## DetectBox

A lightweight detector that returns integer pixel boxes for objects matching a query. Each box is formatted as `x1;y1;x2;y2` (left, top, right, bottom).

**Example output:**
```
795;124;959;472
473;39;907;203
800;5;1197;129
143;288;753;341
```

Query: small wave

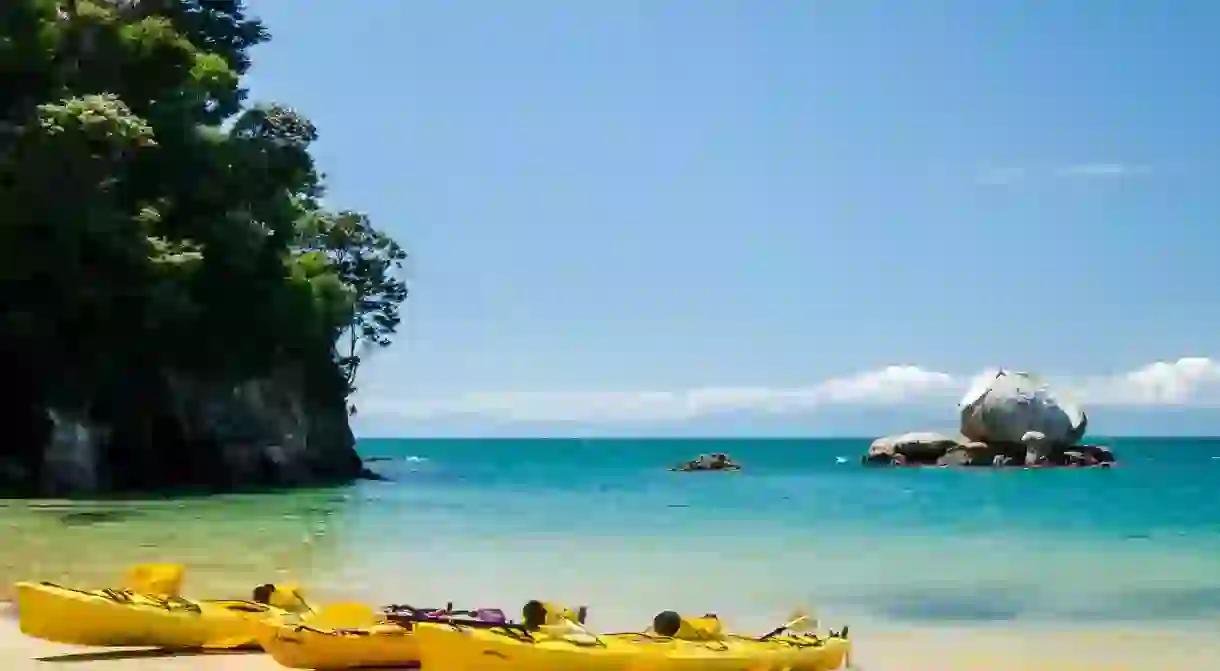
364;455;427;463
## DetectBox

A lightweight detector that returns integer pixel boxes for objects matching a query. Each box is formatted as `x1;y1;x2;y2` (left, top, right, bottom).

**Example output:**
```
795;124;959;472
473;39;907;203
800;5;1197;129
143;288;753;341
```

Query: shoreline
0;491;349;603
3;614;1218;670
5;436;1220;669
4;551;1217;669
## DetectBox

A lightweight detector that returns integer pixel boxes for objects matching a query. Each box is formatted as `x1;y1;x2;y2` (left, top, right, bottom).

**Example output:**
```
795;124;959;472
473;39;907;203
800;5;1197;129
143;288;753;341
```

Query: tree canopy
0;1;406;427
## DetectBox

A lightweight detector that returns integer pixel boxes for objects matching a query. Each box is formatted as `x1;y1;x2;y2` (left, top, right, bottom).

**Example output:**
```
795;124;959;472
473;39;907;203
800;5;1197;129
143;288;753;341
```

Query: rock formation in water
863;432;964;465
862;369;1114;468
959;370;1088;446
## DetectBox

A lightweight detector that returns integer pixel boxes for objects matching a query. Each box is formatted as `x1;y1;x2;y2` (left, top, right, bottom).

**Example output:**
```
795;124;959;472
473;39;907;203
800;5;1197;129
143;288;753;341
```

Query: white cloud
355;357;1220;424
975;163;1150;185
1070;357;1220;405
1055;163;1149;178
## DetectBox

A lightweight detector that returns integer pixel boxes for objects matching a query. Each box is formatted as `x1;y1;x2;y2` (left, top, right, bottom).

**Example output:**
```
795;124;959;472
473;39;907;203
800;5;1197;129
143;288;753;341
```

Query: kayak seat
252;583;313;613
652;611;725;640
519;600;604;647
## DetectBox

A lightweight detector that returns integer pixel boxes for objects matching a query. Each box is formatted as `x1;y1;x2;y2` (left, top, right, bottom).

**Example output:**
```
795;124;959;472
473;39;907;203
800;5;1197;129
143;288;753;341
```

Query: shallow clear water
338;437;1220;629
4;437;1220;631
0;488;353;601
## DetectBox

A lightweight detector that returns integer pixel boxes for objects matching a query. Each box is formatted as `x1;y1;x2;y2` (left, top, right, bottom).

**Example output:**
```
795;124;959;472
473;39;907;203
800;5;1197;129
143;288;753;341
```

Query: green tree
0;0;407;492
299;210;409;395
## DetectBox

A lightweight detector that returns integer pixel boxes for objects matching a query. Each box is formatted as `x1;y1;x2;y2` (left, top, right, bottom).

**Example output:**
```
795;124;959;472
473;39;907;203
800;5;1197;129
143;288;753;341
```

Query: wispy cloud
1055;163;1150;178
975;162;1150;185
356;357;1220;424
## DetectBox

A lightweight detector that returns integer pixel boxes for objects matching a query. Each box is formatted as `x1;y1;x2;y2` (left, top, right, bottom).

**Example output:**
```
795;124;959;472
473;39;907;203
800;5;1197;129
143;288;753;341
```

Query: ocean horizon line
355;434;1220;441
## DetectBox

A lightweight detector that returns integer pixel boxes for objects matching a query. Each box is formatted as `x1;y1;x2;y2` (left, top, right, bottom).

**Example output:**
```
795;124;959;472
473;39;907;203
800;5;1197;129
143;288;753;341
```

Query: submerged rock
1073;444;1116;464
672;453;741;472
58;510;140;526
1060;450;1098;467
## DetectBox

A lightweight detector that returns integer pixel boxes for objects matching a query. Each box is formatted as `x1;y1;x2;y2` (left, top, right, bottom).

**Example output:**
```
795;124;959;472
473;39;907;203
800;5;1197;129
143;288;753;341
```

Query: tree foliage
0;0;406;422
298;211;408;393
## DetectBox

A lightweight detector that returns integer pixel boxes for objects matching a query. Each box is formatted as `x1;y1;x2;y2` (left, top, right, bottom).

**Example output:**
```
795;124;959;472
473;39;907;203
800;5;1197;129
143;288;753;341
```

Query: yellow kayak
15;581;290;649
253;602;418;669
256;619;419;669
14;564;311;649
253;601;518;669
414;603;851;671
764;633;851;671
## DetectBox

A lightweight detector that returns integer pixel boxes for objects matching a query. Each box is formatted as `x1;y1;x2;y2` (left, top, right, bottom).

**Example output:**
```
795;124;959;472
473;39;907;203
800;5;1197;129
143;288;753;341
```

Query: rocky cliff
0;366;366;497
0;0;399;497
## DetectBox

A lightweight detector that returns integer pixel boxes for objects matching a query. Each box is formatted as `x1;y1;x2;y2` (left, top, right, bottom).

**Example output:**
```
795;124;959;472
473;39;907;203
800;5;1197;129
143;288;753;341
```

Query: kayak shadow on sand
34;648;263;663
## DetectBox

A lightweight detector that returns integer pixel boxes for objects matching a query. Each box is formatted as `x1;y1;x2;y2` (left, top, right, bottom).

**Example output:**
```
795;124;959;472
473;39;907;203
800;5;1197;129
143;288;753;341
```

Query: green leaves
228;104;322;202
297;210;409;388
35;93;156;152
146;235;204;267
0;0;407;417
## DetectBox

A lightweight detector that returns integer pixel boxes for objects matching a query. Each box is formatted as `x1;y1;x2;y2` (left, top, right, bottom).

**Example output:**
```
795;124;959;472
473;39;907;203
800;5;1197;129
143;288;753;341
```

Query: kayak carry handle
521;601;590;628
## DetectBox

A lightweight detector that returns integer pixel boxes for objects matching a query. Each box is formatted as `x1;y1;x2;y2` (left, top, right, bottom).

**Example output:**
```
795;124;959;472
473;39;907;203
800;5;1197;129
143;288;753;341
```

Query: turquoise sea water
6;437;1217;632
312;437;1220;631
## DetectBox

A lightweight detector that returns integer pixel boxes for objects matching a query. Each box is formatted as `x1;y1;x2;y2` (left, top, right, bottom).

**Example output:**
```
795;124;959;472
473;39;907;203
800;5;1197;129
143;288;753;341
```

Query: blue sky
243;1;1220;436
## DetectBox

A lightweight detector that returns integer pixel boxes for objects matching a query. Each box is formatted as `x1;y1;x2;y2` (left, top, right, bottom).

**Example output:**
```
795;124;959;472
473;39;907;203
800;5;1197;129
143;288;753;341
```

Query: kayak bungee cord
43;583;202;614
44;581;285;617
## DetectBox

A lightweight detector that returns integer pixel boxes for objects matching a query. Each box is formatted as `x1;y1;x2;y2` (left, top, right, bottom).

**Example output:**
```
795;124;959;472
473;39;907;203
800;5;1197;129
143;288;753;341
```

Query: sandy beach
5;602;1218;671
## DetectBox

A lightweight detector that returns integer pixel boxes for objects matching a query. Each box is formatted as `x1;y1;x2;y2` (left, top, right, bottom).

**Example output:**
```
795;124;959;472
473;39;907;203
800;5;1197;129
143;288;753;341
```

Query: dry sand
4;604;1218;671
